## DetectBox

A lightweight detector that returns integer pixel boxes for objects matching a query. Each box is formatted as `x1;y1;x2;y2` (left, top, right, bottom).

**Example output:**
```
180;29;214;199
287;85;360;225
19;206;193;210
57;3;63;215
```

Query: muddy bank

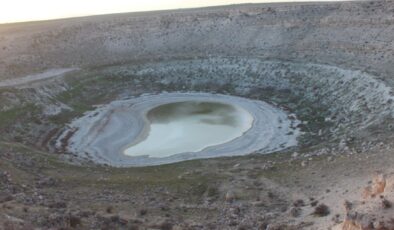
56;93;300;166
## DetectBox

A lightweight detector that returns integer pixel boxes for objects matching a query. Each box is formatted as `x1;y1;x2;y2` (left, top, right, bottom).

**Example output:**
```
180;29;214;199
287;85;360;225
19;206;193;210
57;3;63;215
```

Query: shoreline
56;92;301;167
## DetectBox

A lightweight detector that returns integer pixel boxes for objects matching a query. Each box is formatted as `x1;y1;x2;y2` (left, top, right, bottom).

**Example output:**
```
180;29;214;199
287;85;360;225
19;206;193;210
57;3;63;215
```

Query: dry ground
1;138;393;229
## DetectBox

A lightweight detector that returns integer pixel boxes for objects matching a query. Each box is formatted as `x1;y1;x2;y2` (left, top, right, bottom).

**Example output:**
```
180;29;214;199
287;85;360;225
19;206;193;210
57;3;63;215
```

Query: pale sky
0;0;345;24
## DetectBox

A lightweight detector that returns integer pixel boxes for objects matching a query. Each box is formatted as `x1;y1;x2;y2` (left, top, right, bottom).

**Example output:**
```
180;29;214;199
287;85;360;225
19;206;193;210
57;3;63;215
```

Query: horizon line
0;0;353;25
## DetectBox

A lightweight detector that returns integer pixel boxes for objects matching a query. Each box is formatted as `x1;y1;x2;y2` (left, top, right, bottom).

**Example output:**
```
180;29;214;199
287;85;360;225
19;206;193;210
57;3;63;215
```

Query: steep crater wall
1;57;392;158
0;1;393;164
102;58;393;141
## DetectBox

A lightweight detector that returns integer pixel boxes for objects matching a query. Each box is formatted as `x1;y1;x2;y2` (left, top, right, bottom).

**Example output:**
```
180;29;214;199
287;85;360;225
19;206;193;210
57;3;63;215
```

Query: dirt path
0;68;78;88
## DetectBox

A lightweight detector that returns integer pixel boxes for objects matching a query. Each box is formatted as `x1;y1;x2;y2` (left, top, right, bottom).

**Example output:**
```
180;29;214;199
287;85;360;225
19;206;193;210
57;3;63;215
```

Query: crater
0;3;392;169
1;2;394;228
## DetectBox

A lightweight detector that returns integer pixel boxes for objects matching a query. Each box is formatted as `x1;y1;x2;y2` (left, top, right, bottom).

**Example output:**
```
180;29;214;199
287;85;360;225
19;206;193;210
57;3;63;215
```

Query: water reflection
124;101;253;158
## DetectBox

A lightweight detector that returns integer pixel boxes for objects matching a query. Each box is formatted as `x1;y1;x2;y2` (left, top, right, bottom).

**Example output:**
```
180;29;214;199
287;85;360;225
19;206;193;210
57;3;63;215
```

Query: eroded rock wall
108;58;394;140
0;1;393;86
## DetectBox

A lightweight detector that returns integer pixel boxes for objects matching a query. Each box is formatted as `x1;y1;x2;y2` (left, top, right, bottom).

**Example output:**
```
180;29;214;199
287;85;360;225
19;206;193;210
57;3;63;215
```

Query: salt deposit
57;93;300;166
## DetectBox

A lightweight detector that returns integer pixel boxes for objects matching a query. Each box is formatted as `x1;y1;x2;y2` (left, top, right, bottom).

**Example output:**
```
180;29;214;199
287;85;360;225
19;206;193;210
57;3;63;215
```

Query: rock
118;217;129;225
381;199;391;209
106;206;113;213
293;199;305;207
36;177;57;188
69;215;82;228
362;173;386;199
372;173;386;194
289;207;301;217
343;200;352;212
342;219;371;230
258;222;269;230
229;220;238;226
229;206;241;216
225;191;236;203
310;200;318;207
339;139;347;150
339;174;394;230
139;209;147;216
332;214;341;224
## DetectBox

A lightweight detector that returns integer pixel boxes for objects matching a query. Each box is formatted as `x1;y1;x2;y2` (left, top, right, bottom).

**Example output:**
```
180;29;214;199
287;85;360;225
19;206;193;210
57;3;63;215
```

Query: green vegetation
0;103;40;128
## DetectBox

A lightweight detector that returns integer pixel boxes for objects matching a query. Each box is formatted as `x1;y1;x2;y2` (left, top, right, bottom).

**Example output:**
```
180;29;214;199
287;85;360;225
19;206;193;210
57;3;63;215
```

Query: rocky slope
0;1;393;84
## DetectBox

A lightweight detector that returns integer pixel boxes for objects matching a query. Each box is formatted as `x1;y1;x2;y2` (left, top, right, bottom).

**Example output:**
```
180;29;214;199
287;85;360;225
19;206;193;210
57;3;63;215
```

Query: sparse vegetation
0;1;393;229
313;204;330;217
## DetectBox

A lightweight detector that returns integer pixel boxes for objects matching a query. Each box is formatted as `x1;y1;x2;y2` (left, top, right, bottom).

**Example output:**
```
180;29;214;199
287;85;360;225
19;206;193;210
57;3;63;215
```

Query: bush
313;204;330;217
